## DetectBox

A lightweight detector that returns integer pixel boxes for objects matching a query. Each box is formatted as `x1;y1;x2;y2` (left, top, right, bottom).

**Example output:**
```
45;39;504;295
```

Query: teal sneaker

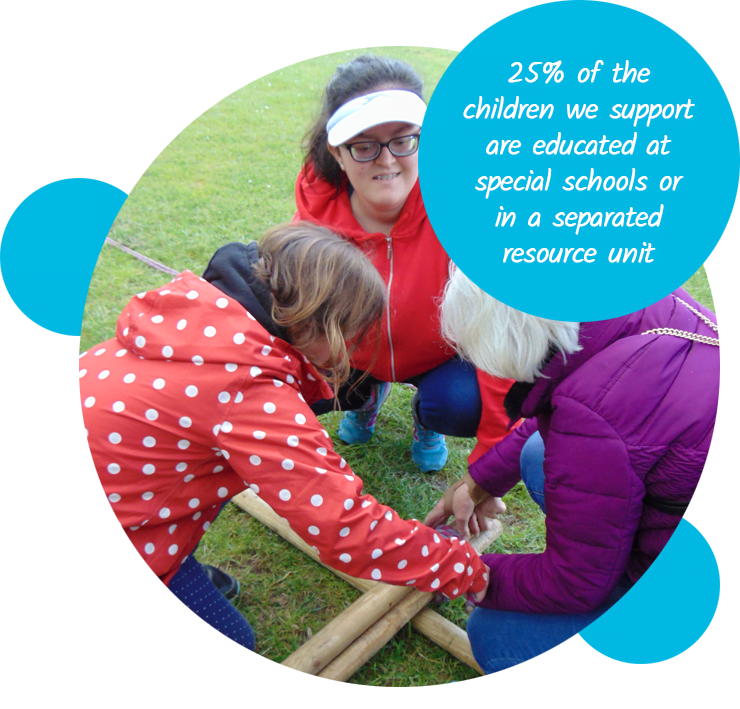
337;382;392;445
411;393;448;472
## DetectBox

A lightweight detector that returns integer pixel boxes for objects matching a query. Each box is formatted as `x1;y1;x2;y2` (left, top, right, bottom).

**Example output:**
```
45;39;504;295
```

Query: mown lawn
81;46;714;686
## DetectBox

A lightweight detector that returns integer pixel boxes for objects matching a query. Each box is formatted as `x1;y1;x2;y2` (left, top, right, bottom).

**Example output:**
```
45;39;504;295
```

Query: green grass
80;47;716;686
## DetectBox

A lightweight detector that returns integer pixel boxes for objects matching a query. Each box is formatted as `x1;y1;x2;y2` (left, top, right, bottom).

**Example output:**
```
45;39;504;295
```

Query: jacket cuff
468;417;539;496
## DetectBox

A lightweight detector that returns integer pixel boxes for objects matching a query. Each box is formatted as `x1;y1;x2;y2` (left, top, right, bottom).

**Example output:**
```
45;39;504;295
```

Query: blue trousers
467;432;633;673
310;356;482;437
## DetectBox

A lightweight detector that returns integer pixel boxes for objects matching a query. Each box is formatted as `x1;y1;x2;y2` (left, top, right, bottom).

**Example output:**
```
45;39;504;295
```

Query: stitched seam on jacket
590;338;655;410
547;396;643;592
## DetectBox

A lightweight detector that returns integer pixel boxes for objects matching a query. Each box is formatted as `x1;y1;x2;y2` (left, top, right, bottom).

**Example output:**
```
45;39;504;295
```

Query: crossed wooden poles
232;489;502;682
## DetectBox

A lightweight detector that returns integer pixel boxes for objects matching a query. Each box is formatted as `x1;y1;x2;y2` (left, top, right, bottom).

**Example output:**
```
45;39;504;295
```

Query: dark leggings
168;554;255;651
310;356;483;438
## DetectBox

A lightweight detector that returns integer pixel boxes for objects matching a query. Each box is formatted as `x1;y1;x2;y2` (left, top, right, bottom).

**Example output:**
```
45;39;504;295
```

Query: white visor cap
326;90;426;147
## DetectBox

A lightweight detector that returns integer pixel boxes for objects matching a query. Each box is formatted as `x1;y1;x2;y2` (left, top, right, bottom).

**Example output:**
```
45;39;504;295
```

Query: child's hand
430;524;488;607
469;562;491;604
465;562;491;613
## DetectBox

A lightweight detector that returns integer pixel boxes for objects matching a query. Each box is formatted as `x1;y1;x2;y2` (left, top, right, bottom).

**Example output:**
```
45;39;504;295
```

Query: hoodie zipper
385;235;397;382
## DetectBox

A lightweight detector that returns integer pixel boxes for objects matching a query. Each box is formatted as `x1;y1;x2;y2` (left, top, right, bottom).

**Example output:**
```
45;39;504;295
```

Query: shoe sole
222;579;241;601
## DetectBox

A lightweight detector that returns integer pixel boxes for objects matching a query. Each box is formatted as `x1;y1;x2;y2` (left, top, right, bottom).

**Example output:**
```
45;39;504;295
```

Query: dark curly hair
303;55;424;190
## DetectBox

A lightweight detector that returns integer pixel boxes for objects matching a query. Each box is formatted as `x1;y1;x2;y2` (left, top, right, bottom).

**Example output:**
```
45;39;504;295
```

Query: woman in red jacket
80;222;488;651
296;55;513;472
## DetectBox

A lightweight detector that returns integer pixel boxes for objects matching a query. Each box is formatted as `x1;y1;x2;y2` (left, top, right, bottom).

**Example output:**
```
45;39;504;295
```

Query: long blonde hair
440;266;581;383
253;222;385;387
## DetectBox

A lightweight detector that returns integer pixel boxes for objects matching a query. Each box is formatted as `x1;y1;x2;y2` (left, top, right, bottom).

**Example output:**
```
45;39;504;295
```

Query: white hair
440;267;582;383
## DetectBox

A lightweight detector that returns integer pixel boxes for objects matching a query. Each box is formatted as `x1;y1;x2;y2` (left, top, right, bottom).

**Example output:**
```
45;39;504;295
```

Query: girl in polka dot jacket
80;222;488;650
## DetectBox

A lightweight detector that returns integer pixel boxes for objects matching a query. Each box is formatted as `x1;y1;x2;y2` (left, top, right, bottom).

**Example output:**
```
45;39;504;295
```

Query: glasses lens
389;135;419;157
349;142;381;162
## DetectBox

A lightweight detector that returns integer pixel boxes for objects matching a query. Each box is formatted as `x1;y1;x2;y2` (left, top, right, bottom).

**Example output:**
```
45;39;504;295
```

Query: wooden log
411;609;483;674
316;594;485;682
316;522;500;682
318;586;434;681
281;581;413;674
230;490;497;675
231;490;375;591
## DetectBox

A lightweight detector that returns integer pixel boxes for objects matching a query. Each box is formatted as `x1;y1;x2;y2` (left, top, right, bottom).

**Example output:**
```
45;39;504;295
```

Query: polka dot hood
80;256;487;598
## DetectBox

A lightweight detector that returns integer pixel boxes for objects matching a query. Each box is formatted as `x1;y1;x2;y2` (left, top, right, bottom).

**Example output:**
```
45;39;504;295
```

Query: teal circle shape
1;179;127;336
420;1;739;320
579;520;740;709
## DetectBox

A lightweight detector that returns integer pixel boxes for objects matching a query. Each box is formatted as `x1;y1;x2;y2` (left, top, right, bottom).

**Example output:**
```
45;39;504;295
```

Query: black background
0;2;738;706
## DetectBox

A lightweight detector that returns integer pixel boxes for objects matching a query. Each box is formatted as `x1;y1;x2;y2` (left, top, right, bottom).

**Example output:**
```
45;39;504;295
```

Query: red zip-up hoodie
295;164;513;461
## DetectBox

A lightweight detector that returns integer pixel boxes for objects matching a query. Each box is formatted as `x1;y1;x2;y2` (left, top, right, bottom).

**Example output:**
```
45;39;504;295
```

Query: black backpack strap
643;494;690;516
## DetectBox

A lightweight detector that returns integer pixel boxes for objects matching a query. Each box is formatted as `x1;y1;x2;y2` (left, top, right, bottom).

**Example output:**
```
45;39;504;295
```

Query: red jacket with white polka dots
80;270;487;597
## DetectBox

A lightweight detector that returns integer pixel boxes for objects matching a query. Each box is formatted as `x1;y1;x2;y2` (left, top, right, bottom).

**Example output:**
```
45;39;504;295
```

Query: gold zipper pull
386;236;392;260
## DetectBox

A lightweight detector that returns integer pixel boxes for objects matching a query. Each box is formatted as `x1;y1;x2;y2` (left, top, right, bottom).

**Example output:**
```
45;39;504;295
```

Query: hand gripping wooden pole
231;490;500;677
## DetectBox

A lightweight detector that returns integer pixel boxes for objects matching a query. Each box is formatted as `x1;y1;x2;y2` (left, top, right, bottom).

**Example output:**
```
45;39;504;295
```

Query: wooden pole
231;490;375;591
318;586;434;680
281;581;412;674
411;609;483;674
316;523;500;681
231;490;498;676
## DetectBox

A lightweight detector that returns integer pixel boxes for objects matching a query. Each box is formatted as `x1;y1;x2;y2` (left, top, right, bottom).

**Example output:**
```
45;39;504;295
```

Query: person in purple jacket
425;266;719;674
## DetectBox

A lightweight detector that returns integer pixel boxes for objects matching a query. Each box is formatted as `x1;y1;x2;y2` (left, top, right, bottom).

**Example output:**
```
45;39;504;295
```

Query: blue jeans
467;432;633;673
310;356;482;437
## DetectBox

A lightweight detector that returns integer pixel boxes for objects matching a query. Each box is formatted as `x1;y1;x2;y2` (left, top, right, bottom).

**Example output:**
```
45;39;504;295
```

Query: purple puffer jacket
470;288;718;614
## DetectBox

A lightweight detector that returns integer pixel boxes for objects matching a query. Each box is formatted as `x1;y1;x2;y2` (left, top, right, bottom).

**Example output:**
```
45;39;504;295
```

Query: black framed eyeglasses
341;134;420;162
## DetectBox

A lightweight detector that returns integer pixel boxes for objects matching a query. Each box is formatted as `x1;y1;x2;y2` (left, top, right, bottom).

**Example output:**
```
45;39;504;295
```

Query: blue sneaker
411;393;448;472
337;382;392;445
